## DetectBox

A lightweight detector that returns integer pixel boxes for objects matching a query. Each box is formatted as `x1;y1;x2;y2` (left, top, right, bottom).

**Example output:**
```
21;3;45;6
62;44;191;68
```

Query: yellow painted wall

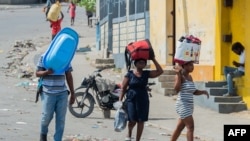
215;0;250;108
150;0;217;81
149;0;250;107
230;0;250;108
215;0;230;80
191;65;214;81
149;0;167;66
176;0;216;65
175;0;217;81
244;2;250;108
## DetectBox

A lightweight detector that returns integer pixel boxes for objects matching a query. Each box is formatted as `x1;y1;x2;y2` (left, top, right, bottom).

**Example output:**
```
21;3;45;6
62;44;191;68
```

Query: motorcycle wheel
68;92;95;118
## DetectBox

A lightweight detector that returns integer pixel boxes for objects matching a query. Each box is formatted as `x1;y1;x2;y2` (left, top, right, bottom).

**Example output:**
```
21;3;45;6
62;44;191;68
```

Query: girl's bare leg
170;118;185;141
182;116;194;141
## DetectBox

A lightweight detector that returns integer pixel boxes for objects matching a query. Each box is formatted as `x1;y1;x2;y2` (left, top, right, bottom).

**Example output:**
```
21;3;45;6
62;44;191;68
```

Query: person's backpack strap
35;77;43;103
125;45;132;71
145;39;155;59
51;0;55;4
48;0;55;7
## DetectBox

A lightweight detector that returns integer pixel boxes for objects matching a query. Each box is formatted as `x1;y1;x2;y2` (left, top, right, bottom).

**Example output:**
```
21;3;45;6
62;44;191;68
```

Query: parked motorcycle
68;69;156;118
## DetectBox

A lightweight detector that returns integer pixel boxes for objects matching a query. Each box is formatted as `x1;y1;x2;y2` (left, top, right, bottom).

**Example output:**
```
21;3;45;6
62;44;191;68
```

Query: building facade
151;0;249;108
96;0;250;108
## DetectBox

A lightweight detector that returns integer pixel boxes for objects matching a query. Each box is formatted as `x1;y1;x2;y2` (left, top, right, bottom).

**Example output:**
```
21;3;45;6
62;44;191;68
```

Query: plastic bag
113;101;123;110
95;78;116;92
114;108;127;132
35;77;43;103
174;35;201;64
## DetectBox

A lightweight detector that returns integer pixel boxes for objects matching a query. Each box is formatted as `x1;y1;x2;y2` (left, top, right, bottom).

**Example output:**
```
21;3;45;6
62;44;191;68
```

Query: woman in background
49;11;64;40
67;2;76;26
86;10;93;27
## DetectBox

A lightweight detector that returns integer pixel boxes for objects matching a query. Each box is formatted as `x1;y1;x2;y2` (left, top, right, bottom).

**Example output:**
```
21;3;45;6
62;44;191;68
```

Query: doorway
166;0;175;66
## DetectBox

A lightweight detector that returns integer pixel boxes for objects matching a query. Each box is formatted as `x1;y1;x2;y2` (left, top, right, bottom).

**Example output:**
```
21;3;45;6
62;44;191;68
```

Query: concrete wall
112;18;147;54
174;0;250;108
149;0;216;81
149;0;168;66
0;0;40;4
175;0;216;81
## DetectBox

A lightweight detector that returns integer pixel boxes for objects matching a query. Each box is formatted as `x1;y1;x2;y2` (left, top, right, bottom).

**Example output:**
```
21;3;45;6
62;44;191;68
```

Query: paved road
0;4;179;141
1;3;250;141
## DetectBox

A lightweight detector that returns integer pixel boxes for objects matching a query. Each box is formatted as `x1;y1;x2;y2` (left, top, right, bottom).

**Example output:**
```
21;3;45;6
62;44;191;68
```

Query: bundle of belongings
174;35;201;64
125;39;155;70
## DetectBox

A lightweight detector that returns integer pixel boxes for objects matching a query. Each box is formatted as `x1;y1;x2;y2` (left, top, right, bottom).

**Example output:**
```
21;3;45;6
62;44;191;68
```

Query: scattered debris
0;109;11;111
159;132;171;136
1;40;36;78
16;122;27;125
76;47;91;52
92;124;99;128
1;39;50;92
63;134;116;141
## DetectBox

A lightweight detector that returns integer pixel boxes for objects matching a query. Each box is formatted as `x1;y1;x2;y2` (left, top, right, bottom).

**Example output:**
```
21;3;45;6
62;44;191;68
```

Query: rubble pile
2;40;38;78
0;39;50;91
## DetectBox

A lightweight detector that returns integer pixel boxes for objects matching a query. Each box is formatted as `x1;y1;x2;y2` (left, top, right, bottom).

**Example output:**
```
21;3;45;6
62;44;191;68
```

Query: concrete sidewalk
6;3;249;141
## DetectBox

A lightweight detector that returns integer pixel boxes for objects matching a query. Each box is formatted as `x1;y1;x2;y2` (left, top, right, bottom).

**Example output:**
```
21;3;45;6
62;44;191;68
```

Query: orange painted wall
191;65;214;81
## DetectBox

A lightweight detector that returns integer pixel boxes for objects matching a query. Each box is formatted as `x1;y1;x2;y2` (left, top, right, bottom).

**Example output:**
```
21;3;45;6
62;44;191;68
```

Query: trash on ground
0;109;11;111
16;122;27;125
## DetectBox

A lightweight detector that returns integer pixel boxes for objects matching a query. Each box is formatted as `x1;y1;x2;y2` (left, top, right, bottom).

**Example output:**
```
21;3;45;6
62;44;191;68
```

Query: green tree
77;0;96;12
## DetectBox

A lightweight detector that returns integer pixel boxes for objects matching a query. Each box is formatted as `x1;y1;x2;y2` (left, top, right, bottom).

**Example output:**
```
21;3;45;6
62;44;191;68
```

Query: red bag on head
125;39;155;70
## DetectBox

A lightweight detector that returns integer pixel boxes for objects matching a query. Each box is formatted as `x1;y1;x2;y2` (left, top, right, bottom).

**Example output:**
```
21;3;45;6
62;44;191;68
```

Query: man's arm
60;11;64;19
67;5;70;13
233;61;244;67
36;69;53;77
65;71;75;105
44;0;51;9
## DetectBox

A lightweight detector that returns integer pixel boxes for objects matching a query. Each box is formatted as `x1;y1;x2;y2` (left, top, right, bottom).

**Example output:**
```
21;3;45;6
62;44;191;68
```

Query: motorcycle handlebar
91;69;104;77
95;68;105;73
97;73;102;77
147;82;156;86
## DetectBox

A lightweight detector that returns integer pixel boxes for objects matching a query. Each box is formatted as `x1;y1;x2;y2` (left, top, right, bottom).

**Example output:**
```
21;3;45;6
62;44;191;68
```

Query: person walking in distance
86;10;93;27
223;42;245;97
36;55;75;141
67;1;76;26
119;57;163;141
43;0;56;21
50;11;64;40
171;61;209;141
